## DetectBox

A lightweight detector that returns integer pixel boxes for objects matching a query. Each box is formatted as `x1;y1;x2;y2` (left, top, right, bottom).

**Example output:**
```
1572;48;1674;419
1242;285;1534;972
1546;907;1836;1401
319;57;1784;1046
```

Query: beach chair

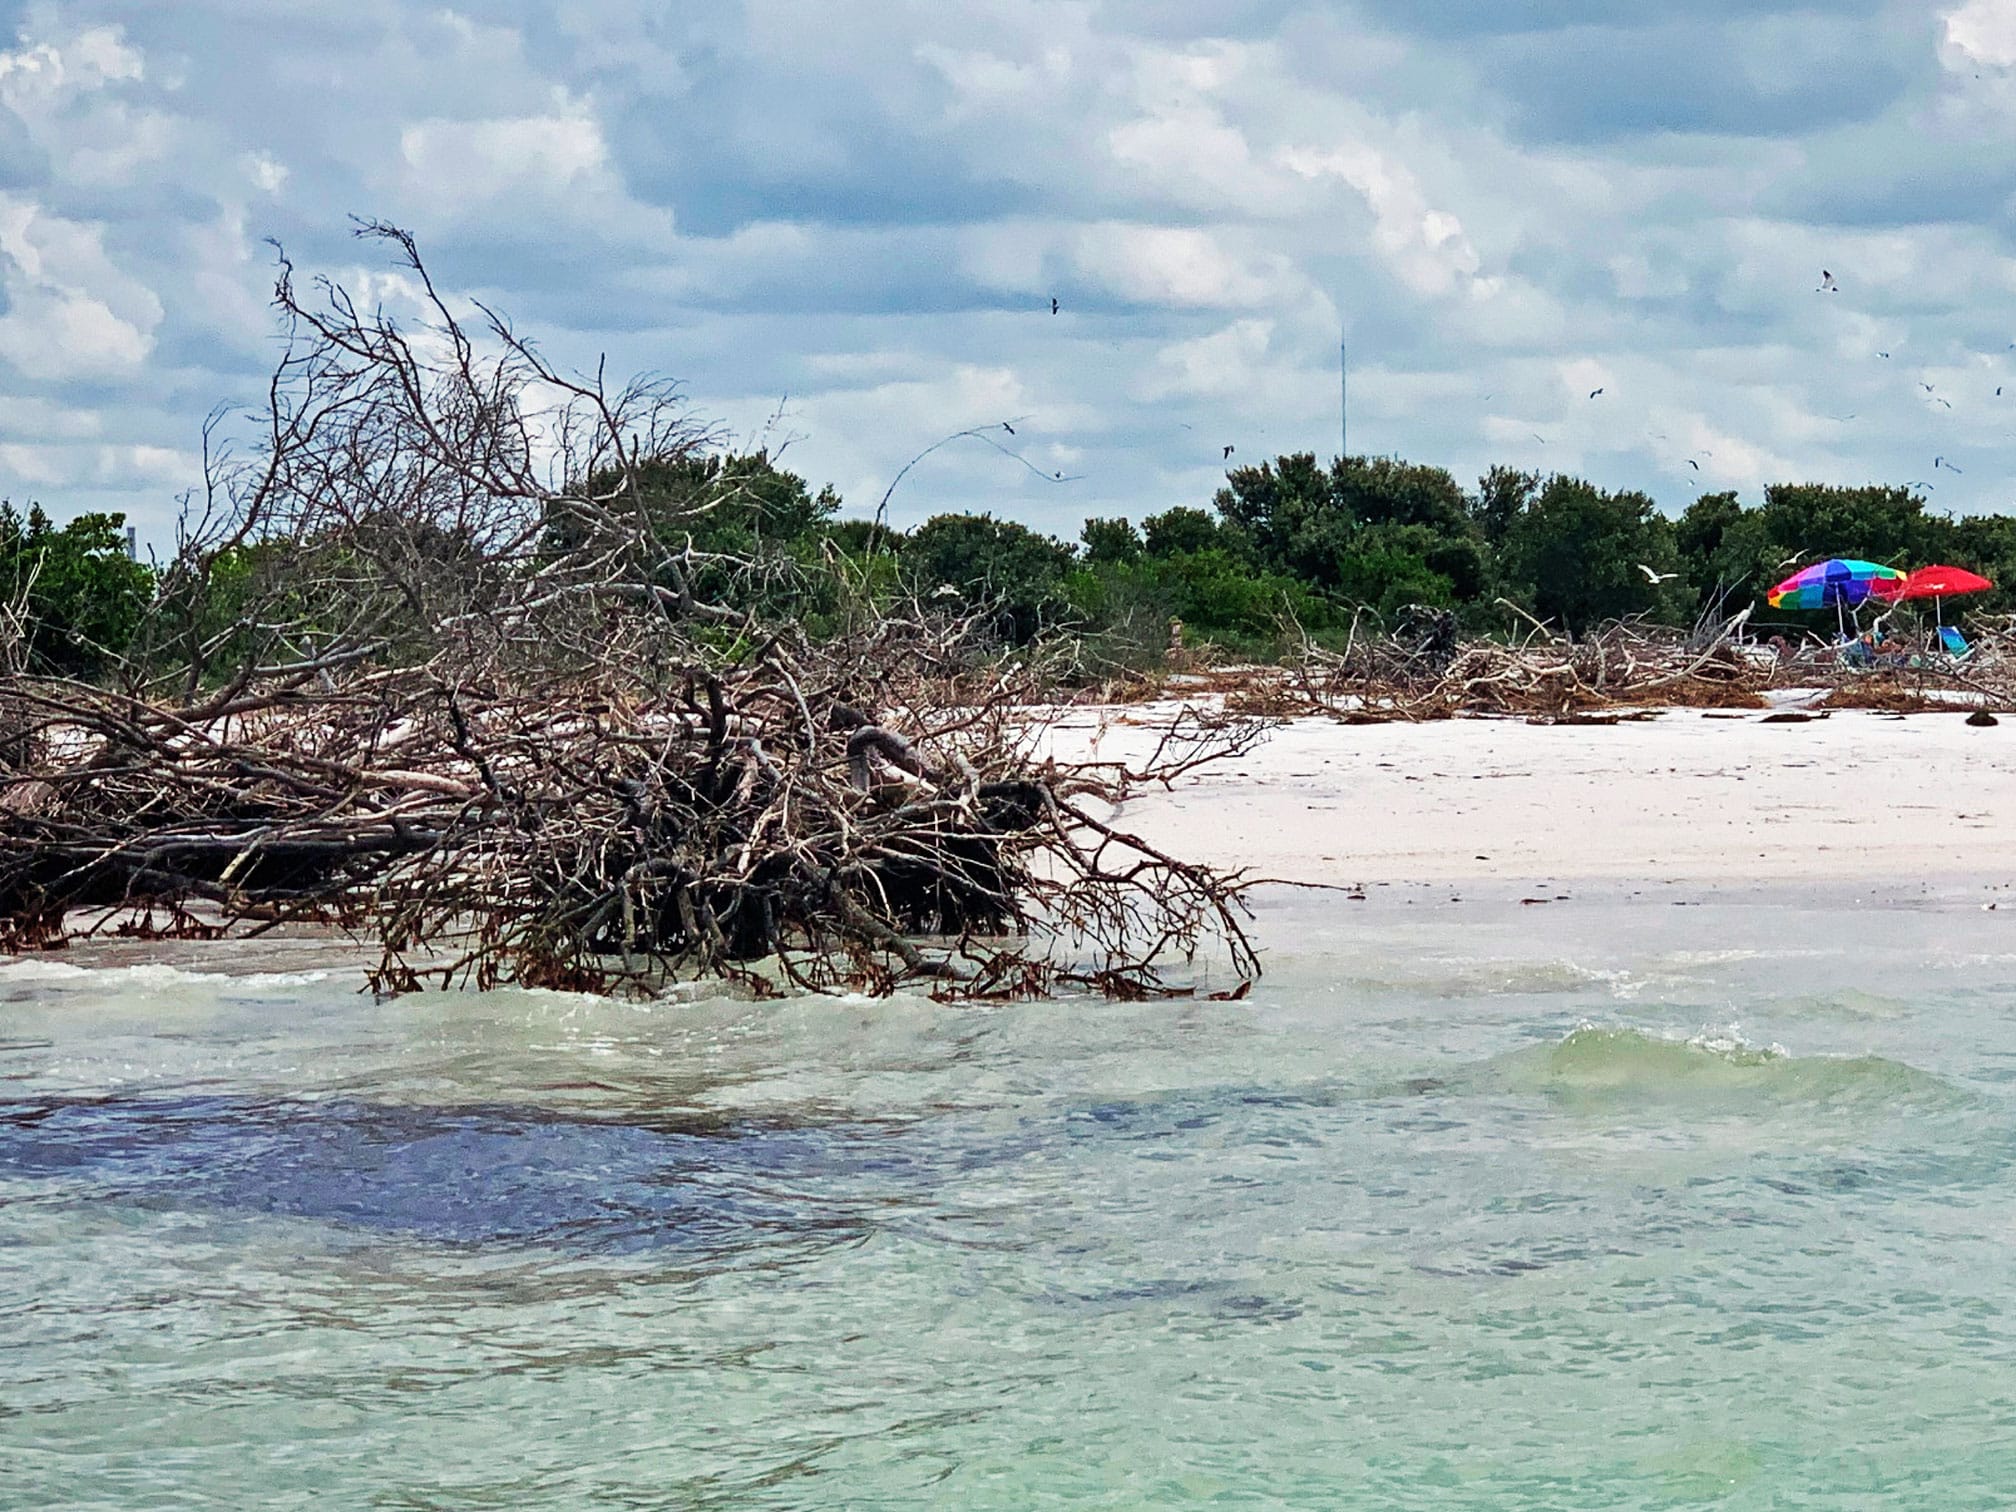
1936;625;1972;660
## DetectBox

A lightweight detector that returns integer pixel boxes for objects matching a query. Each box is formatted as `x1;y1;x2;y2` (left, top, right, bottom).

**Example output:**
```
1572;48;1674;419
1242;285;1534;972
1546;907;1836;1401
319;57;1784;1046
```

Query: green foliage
1470;466;1537;549
1064;548;1336;662
1497;477;1686;633
904;513;1079;644
0;503;153;677
1141;506;1226;558
1211;452;1482;618
1081;517;1143;564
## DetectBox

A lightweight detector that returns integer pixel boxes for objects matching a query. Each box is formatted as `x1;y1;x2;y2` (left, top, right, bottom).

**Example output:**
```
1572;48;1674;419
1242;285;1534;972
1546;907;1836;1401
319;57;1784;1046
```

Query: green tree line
11;448;2016;678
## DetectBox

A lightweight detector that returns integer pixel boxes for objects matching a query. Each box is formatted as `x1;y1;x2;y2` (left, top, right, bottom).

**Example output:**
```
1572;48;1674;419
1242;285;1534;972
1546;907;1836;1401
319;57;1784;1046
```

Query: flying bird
1686;459;1700;471
1937;456;1964;473
1001;421;1015;435
1588;387;1605;399
1920;382;1936;393
1637;564;1681;584
1050;297;1059;315
1532;432;1548;444
1877;351;1891;359
1997;387;2004;397
1223;444;1235;459
1818;269;1839;292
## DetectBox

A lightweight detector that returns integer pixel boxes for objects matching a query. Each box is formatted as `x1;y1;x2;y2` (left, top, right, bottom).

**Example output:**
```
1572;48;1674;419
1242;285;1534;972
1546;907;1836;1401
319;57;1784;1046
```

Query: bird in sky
1818;269;1840;292
1937;456;1964;473
1878;351;1891;359
1532;432;1548;444
1998;387;2004;397
1637;564;1681;583
1687;459;1700;471
1588;387;1605;399
1222;444;1235;459
1920;382;1936;393
1050;297;1059;315
1001;421;1015;435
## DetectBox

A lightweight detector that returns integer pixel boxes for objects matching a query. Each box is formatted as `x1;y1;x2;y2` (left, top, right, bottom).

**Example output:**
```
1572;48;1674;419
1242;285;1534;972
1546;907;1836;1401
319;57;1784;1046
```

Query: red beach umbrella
1873;565;1994;602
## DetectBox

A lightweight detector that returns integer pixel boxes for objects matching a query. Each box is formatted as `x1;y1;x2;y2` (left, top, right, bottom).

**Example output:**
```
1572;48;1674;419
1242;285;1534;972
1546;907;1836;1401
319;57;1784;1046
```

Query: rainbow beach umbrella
1766;559;1906;612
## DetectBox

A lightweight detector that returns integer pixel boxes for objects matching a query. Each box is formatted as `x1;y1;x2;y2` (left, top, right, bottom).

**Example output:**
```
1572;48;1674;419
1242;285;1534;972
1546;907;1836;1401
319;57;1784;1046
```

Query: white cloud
1945;0;2016;68
0;196;161;380
0;25;144;108
399;105;610;207
1280;141;1484;298
1138;319;1274;403
242;150;289;195
1070;223;1290;307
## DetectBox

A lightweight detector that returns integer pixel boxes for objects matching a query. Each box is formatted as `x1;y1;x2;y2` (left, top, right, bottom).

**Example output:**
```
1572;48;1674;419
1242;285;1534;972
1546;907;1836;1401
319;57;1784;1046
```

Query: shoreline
1076;702;2016;896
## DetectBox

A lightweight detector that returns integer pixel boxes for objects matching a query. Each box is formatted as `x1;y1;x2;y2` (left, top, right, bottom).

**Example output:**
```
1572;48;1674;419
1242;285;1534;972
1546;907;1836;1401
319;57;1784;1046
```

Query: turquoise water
6;891;2016;1508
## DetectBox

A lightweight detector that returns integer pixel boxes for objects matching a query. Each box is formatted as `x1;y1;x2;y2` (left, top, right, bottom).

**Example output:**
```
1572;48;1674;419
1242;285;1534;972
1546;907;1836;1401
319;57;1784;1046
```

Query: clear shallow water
5;893;2016;1508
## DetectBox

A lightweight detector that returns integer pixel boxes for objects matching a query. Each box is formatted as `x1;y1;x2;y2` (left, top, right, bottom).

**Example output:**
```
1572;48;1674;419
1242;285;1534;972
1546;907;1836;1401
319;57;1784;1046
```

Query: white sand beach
1064;705;2016;900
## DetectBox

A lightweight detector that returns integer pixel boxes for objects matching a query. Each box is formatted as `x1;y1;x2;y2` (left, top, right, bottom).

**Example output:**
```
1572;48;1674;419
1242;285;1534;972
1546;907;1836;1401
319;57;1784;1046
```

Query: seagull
1637;564;1681;584
1222;444;1235;459
1050;297;1059;315
1937;456;1964;473
932;583;961;597
1686;459;1700;470
1001;421;1015;435
1877;351;1891;359
1588;387;1605;399
1818;269;1840;292
1532;432;1548;444
1935;397;1953;409
1998;387;2004;397
1920;382;1936;393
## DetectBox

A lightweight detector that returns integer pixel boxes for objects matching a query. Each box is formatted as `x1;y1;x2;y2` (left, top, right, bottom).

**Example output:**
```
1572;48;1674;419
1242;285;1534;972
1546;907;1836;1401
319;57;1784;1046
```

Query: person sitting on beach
1848;629;1909;666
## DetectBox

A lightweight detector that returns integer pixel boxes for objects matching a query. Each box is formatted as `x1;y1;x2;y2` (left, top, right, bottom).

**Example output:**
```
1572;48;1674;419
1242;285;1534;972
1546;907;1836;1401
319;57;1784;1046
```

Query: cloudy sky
4;0;2016;546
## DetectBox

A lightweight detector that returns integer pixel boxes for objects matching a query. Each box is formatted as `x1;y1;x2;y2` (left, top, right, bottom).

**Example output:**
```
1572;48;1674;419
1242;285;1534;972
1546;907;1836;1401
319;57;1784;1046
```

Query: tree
1140;506;1224;558
1212;452;1483;610
1469;466;1537;549
0;504;153;677
1498;476;1685;633
1081;517;1143;564
905;514;1078;644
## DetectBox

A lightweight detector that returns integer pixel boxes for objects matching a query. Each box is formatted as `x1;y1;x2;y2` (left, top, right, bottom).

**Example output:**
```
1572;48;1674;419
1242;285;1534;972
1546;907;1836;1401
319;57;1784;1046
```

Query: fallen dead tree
1;628;1262;998
0;224;1261;1000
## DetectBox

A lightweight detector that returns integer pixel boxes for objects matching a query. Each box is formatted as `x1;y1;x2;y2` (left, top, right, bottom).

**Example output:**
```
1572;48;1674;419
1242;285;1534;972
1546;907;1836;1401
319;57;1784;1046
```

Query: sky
4;0;2016;548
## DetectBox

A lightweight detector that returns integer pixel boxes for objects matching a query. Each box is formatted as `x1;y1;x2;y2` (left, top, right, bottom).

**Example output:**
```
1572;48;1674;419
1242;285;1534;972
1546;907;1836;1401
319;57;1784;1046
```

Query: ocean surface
5;888;2016;1509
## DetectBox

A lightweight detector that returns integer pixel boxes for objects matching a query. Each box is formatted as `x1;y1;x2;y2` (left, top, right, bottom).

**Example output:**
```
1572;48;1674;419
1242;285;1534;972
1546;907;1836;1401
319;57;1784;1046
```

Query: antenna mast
1339;338;1349;462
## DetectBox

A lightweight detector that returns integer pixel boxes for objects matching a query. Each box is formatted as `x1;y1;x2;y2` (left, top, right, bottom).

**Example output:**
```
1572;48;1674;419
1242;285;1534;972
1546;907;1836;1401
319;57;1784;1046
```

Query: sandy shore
1062;704;2016;901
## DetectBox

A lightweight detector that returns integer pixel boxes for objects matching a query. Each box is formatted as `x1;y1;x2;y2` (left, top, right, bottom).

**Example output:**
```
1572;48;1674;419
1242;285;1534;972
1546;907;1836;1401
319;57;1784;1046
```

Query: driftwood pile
0;627;1262;998
1229;605;2014;723
1228;611;1774;723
